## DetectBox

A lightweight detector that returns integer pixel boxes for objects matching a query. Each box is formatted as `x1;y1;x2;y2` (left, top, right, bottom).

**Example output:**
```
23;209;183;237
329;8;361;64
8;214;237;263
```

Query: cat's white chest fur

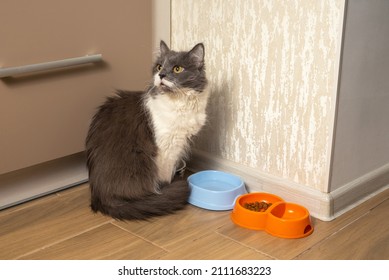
145;89;209;183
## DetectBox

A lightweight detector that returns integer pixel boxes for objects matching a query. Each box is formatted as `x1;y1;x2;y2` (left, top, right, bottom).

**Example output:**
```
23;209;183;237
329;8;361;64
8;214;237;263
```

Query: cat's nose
159;73;166;79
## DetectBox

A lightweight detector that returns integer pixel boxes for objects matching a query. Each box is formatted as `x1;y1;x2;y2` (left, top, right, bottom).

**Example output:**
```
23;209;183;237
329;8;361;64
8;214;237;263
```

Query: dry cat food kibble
243;201;273;212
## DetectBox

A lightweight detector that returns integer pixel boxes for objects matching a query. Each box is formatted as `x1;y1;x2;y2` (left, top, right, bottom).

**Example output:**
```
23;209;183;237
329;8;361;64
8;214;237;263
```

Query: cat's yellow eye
173;65;184;73
156;64;162;71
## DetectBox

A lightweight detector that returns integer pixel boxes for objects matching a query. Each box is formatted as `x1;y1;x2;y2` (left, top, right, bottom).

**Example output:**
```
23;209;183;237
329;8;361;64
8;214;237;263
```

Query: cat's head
151;41;208;95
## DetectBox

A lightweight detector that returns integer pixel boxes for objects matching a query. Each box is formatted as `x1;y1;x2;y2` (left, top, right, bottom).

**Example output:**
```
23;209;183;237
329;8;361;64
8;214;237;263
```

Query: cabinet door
0;0;152;174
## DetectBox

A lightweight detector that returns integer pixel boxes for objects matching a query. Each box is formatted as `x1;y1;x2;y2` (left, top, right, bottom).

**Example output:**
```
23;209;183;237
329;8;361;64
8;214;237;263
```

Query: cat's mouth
153;74;175;93
157;79;175;93
160;84;171;91
160;79;174;88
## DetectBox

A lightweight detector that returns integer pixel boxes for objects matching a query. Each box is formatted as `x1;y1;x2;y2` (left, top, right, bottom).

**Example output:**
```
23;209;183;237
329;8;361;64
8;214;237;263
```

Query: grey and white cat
85;41;209;220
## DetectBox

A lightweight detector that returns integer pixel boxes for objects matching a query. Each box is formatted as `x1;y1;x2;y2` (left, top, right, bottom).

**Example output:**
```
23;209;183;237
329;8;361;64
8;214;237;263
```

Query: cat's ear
188;43;205;68
160;40;170;56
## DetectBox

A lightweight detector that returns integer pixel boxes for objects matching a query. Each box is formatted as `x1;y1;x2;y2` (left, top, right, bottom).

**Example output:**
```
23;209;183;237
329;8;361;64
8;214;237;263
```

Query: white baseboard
331;162;389;218
0;152;88;210
2;149;387;220
188;150;389;221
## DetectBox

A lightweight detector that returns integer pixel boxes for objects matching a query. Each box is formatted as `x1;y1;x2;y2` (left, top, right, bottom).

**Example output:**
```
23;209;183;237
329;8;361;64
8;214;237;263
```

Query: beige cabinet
0;0;154;208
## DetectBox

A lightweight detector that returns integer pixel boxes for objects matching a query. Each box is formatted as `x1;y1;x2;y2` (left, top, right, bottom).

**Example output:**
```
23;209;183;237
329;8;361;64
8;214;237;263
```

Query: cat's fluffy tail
91;180;190;220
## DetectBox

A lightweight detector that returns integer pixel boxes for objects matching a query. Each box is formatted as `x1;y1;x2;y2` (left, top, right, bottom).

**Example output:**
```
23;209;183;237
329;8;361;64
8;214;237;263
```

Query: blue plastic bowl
187;170;247;210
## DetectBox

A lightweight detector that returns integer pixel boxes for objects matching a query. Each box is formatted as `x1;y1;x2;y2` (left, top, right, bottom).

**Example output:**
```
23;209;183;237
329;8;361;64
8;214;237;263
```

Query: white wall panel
172;0;345;191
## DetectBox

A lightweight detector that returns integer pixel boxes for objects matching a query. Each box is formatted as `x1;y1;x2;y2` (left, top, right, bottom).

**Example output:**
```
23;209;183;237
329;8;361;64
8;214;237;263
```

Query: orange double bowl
231;193;313;238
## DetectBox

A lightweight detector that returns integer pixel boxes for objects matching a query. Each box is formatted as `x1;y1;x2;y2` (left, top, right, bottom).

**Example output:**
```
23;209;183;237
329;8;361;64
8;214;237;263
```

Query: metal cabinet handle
0;54;102;78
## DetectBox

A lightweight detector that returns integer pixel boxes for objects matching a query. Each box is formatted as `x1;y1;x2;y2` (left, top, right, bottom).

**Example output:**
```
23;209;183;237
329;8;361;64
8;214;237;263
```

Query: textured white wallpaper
171;0;345;191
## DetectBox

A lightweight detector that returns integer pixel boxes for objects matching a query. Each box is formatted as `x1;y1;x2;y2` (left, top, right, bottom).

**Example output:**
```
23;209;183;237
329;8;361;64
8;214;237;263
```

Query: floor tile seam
111;223;222;254
0;194;60;218
56;184;89;197
0;182;90;217
292;211;372;259
214;231;277;260
14;219;114;259
0;184;89;218
94;240;165;260
369;196;389;211
333;210;371;234
110;222;169;253
161;227;231;251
